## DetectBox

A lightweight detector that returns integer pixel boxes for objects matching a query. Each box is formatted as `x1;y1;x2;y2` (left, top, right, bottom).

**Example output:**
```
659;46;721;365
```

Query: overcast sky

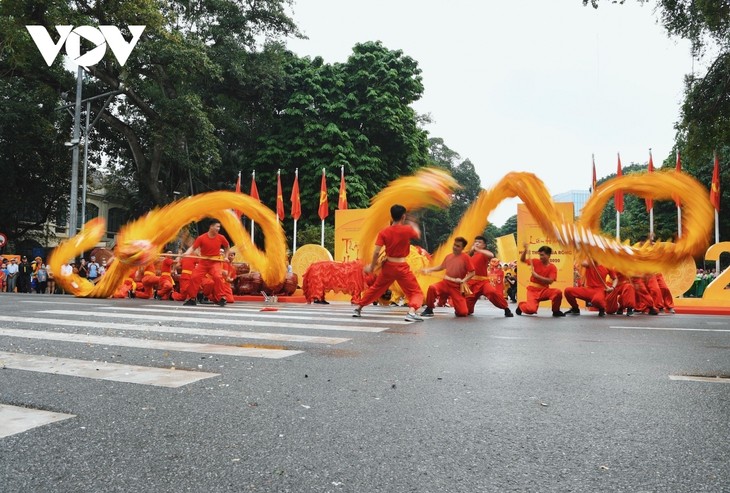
284;0;697;226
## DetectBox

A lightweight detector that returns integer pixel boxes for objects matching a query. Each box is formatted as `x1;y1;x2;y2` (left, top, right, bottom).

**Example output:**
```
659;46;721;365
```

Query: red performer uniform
135;262;160;299
632;275;658;314
156;257;175;300
466;253;508;314
425;253;475;317
655;273;675;311
518;259;562;315
605;271;636;313
564;262;611;312
172;256;196;301
186;233;229;301
210;260;235;304
356;224;424;310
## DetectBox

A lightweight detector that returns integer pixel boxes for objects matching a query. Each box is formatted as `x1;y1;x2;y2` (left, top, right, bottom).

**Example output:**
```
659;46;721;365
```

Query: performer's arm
364;245;382;274
421;264;444;274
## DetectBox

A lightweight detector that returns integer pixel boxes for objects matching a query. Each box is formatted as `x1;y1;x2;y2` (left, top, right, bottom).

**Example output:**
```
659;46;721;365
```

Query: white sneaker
405;312;423;322
352;308;362;318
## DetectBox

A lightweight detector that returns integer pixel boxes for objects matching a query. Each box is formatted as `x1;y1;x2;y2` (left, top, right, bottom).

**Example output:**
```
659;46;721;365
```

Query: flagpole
251;170;256;242
648;148;654;236
616;211;620;241
716;210;720;245
678;206;682;239
321;167;326;248
293;168;298;254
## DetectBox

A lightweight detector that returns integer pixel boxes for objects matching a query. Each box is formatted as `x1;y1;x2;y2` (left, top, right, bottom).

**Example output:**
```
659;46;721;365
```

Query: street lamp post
68;65;83;237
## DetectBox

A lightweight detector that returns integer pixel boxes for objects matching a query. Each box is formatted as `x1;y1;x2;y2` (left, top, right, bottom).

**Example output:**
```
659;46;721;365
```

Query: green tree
0;0;299;216
0;76;71;248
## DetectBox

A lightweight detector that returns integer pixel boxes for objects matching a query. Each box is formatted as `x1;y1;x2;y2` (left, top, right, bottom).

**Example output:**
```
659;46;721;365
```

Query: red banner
711;151;721;211
338;167;348;210
276;171;285;221
291;171;301;220
318;170;329;220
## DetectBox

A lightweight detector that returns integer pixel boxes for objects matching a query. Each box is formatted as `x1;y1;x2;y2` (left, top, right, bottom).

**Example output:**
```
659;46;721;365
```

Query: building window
107;208;126;238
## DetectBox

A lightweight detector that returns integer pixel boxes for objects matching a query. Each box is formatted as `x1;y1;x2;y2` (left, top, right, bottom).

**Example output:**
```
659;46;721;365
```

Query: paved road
1;293;728;492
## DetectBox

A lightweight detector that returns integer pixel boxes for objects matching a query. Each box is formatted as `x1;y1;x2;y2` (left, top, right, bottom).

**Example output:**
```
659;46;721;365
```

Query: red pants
426;280;468;317
357;262;423;309
632;278;656;312
187;260;225;301
564;286;606;311
518;285;562;314
156;273;174;300
171;275;190;301
654;274;674;309
466;279;507;314
605;283;636;313
134;272;159;299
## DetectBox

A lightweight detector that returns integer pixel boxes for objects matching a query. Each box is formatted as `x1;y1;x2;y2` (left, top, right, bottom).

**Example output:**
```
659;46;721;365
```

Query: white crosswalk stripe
0;351;219;387
0;327;302;358
0;315;349;345
0;404;75;439
40;309;392;333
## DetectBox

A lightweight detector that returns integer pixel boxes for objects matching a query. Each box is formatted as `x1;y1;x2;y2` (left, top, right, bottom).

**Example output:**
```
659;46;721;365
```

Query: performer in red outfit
183;221;230;306
420;237;475;317
563;259;612;316
172;250;196;301
516;244;565;317
134;262;159;299
212;251;236;304
632;275;659;315
605;270;636;316
352;204;424;322
464;236;512;317
156;253;176;300
655;273;675;313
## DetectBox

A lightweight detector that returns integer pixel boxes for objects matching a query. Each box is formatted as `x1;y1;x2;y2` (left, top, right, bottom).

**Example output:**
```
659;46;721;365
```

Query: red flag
615;154;624;213
645;151;654;212
338;166;348;210
290;169;301;220
591;155;597;194
276;170;285;221
672;151;682;207
250;171;260;202
318;169;329;220
710;151;721;211
233;171;243;218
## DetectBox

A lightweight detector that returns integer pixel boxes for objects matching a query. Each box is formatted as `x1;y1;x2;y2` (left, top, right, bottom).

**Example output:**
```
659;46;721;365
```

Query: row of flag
591;151;722;213
234;166;349;222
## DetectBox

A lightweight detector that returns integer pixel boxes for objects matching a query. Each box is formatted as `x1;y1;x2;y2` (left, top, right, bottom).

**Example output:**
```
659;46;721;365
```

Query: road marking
0;404;75;439
19;300;106;306
611;326;730;333
40;310;390;333
139;303;415;320
0;351;218;387
0;315;348;345
104;305;410;324
669;375;730;384
0;328;302;359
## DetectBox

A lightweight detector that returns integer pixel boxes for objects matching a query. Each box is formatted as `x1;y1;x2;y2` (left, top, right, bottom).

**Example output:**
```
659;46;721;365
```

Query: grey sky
285;0;696;226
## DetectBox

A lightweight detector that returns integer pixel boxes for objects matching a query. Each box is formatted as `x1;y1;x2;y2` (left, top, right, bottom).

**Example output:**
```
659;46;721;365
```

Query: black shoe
564;307;580;316
218;298;227;307
504;308;514;317
648;308;659;315
515;307;522;316
626;308;634;316
420;307;434;317
615;308;623;315
598;309;606;317
313;299;330;304
183;299;196;306
553;310;566;317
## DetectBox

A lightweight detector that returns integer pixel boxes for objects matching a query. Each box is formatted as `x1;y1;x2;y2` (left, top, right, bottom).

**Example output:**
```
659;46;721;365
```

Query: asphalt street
1;293;728;492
